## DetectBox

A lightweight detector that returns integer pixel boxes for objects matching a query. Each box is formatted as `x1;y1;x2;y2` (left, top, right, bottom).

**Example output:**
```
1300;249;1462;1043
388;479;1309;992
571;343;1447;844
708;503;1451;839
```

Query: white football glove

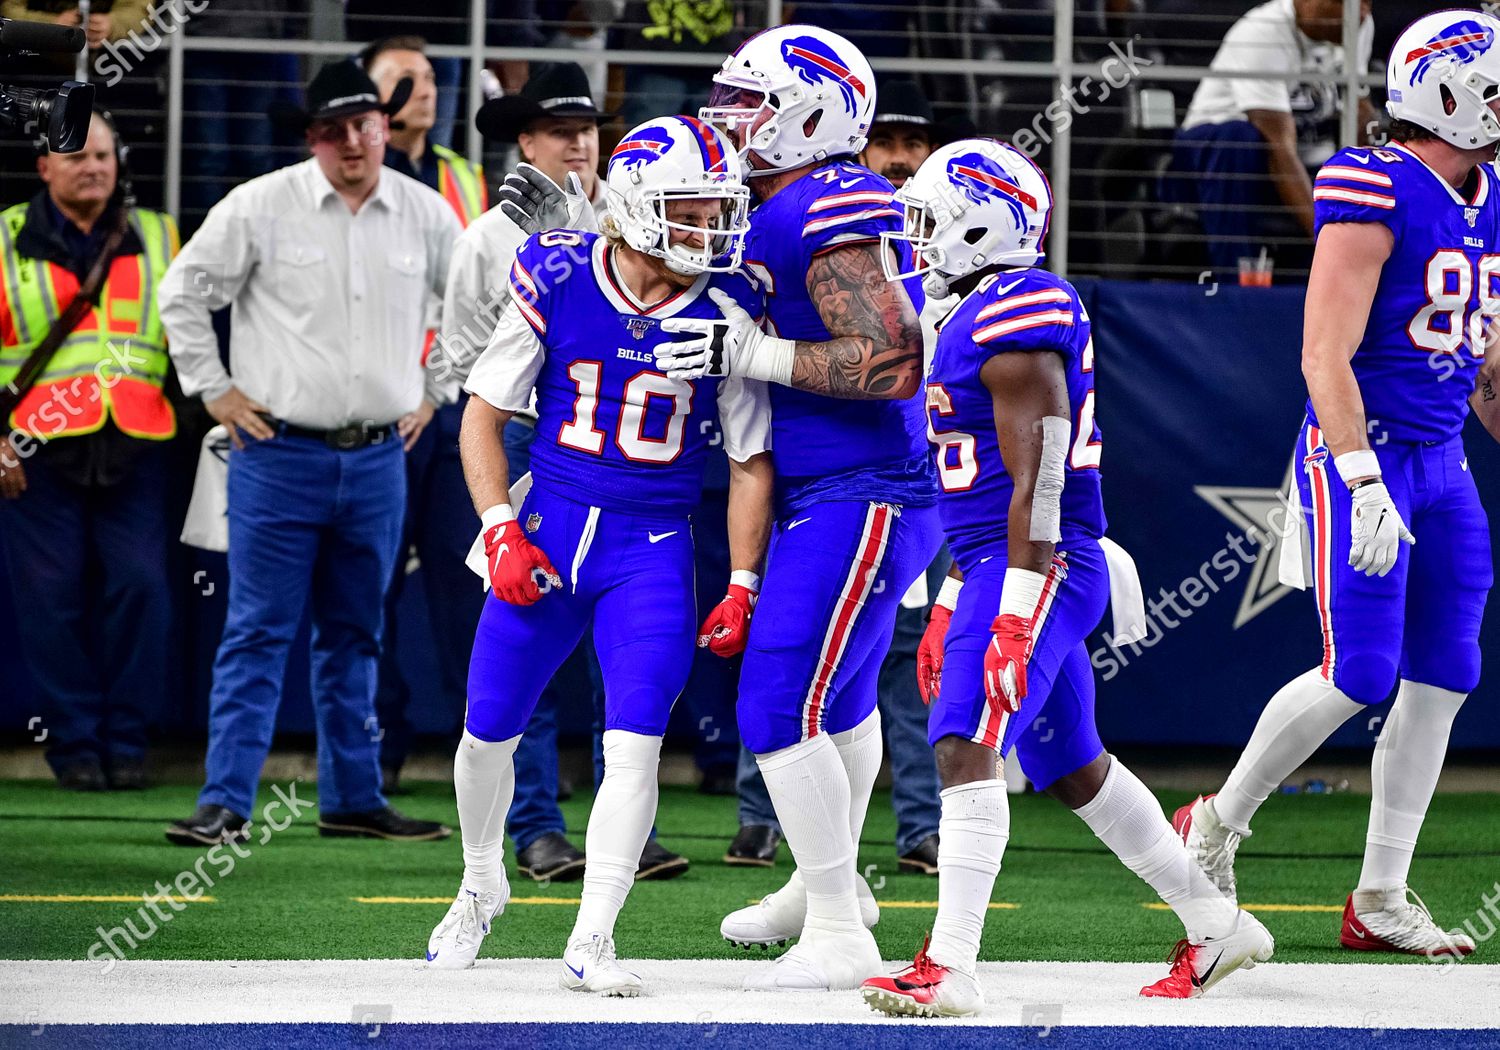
656;288;794;384
495;163;597;236
1347;479;1415;577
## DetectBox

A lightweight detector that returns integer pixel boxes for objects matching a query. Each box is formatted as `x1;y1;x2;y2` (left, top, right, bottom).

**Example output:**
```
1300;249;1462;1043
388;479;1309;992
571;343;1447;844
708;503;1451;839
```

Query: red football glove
916;604;953;705
983;613;1033;715
698;576;759;657
484;516;561;606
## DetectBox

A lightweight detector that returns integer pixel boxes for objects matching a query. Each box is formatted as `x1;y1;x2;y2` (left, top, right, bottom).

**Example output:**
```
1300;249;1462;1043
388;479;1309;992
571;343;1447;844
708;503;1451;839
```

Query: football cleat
560;932;643;996
1173;794;1245;904
425;882;507;970
1341;886;1476;958
1139;909;1275;998
861;936;984;1018
742;923;883;992
721;869;880;949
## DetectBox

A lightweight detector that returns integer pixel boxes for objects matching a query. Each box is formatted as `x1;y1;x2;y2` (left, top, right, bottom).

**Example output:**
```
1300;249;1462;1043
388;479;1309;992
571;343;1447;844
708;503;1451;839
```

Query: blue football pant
1297;422;1491;704
932;540;1110;792
737;500;942;754
465;484;695;744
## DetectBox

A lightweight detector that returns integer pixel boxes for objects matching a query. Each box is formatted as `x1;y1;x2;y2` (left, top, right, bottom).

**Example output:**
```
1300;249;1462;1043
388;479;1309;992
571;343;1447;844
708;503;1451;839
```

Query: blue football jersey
925;268;1106;571
745;160;934;511
506;230;764;515
1310;143;1500;443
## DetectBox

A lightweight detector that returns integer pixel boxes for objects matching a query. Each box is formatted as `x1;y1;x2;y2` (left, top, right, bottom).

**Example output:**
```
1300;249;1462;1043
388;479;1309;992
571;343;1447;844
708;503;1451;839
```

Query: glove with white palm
496;163;597;236
1337;450;1414;578
657;289;794;385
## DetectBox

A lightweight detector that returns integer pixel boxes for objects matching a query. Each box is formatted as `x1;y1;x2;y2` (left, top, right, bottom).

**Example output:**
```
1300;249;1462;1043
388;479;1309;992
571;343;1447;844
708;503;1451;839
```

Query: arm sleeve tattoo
793;241;923;400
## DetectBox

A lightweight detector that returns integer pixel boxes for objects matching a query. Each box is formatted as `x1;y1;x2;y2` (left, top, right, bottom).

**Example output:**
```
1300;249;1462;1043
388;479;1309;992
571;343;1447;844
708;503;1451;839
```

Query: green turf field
1;780;1492;965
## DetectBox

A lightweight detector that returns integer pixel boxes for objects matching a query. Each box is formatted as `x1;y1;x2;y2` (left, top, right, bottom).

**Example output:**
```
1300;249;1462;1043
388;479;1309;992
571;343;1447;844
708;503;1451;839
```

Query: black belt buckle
328;426;361;451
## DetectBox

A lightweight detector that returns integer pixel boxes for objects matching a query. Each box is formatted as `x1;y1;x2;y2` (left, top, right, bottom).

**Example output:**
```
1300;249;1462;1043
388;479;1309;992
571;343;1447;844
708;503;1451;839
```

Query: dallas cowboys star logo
1194;458;1306;628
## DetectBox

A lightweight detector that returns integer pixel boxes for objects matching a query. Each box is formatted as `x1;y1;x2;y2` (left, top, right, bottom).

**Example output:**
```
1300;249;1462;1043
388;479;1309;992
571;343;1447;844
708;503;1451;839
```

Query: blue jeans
737;552;948;856
0;443;171;773
200;432;404;818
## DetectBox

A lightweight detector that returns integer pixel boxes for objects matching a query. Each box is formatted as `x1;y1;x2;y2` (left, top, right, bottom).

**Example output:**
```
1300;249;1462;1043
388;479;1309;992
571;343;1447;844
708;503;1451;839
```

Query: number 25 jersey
464;231;771;515
925;268;1106;572
1310;143;1500;443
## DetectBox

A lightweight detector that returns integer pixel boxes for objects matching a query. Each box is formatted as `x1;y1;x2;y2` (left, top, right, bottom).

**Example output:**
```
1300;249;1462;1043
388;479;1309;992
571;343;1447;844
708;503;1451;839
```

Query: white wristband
745;333;797;386
935;576;963;611
998;567;1048;620
729;569;762;594
480;503;515;531
1334;450;1381;483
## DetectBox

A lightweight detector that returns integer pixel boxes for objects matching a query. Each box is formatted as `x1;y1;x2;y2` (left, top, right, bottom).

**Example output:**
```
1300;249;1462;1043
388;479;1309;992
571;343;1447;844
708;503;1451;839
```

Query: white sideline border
1;959;1496;1028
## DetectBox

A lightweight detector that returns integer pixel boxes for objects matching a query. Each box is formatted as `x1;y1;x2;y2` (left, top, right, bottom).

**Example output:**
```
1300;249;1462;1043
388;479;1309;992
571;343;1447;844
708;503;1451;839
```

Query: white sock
1359;681;1466;892
831;709;882;846
455;730;519;893
1215;668;1363;834
1075;758;1239;941
572;730;662;941
757;733;860;931
926;779;1009;974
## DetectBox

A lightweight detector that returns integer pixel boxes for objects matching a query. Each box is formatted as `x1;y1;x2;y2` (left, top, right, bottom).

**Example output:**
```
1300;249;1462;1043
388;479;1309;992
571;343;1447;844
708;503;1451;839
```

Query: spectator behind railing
1163;0;1376;279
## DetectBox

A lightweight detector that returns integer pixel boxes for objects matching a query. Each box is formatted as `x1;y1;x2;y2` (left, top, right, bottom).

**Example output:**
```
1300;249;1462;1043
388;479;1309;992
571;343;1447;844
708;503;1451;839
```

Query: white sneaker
721;869;880;949
425;882;506;970
560;932;643;996
1140;909;1275;998
1342;885;1476;958
861;937;985;1018
1173;794;1245;904
742;923;883;991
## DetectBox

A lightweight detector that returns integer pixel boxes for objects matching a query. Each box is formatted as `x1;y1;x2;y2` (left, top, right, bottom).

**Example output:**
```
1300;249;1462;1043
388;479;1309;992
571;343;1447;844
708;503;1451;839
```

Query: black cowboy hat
474;62;616;143
271;59;412;131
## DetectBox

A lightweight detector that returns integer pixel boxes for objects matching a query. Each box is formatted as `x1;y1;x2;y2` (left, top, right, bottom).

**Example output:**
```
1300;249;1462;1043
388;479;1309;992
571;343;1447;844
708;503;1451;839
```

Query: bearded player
652;25;941;990
1177;10;1500;959
845;139;1272;1017
424;117;775;994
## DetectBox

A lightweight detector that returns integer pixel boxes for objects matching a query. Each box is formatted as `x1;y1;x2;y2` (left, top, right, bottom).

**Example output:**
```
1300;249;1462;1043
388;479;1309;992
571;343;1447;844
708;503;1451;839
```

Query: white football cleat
1139;909;1275;998
1341;886;1475;958
721;869;880;949
861;936;984;1018
560;932;643;997
425;882;506;970
742;923;883;991
1173;794;1244;904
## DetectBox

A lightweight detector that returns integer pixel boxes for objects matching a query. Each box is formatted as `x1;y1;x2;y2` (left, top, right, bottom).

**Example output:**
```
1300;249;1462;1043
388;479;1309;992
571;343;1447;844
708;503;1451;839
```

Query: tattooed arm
793;241;924;400
1473;338;1500;443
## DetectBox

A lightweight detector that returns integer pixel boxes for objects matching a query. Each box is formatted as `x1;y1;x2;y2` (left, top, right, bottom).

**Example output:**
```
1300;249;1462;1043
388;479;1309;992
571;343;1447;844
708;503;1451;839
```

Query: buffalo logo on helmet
612;125;677;172
780;35;867;116
946;151;1037;230
1406;19;1495;86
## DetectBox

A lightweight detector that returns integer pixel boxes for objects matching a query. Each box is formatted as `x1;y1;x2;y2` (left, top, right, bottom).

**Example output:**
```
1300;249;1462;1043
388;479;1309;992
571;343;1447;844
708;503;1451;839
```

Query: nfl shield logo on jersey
526;512;542;533
1466;206;1480;227
626;317;656;340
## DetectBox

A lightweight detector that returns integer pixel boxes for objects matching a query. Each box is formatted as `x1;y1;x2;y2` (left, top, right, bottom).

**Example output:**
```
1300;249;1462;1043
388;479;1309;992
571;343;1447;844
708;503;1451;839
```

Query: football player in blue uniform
1178;10;1500;958
424;117;775;994
852;140;1273;1015
653;25;942;991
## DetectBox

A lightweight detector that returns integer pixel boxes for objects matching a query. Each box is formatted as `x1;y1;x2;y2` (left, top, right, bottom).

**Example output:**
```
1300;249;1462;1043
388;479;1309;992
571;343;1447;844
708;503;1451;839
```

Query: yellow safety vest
0;203;179;440
433;143;487;228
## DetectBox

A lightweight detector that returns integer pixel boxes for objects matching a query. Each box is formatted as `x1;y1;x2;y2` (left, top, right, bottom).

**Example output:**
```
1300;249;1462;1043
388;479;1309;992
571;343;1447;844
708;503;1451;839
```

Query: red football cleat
1140;911;1274;998
1340;888;1475;957
861;935;983;1017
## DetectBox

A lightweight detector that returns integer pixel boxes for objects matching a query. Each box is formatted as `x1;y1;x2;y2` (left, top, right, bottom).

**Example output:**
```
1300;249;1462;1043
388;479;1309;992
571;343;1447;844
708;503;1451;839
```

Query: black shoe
317;805;450;841
166;804;249;847
698;766;738;796
516;832;586;881
380;765;410;796
636;838;690;881
724;824;781;868
106;756;148;791
56;757;107;792
898;833;940;876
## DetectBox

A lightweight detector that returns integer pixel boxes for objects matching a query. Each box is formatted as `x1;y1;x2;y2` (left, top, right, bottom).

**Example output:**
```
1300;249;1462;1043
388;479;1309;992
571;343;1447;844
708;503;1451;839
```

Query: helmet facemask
616;185;752;275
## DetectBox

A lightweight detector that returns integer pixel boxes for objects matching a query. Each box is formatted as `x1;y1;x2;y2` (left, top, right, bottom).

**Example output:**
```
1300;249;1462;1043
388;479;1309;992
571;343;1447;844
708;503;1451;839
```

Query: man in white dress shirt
157;61;460;846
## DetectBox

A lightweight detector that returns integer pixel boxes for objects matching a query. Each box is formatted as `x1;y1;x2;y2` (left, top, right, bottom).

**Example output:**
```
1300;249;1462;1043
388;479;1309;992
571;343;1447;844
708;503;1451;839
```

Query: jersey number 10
558;361;690;463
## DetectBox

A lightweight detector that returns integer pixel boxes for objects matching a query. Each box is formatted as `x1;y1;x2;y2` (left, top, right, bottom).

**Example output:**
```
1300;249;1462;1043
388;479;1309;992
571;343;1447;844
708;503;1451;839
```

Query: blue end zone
5;1026;1500;1050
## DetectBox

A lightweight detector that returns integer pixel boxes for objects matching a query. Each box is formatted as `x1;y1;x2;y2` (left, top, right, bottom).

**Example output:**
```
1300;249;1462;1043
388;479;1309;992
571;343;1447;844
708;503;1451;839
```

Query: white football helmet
1386;10;1500;149
881;138;1053;295
700;24;876;176
604;115;751;275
